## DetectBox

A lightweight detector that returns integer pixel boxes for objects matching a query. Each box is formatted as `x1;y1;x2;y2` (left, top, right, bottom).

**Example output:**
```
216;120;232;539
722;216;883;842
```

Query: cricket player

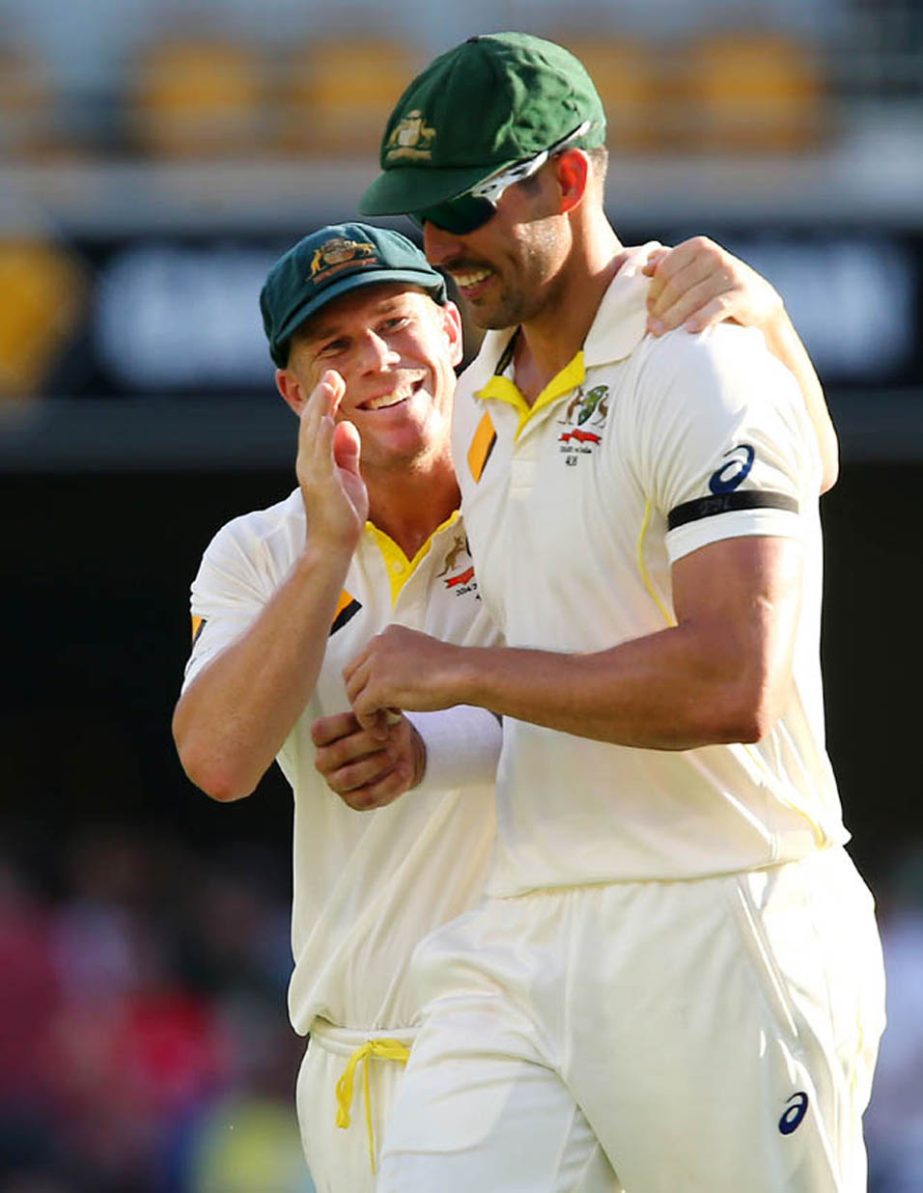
172;216;846;1191
349;32;886;1193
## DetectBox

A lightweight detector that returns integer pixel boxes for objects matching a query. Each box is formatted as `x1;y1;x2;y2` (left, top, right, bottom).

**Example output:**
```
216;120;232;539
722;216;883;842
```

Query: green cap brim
273;267;445;364
359;160;518;217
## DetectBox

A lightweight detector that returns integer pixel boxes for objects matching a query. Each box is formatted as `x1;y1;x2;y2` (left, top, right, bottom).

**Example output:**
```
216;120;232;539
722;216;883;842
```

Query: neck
366;454;460;559
515;216;625;405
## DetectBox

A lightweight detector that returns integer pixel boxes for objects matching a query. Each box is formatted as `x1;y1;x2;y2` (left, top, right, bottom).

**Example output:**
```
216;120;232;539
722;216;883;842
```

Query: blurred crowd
0;828;314;1193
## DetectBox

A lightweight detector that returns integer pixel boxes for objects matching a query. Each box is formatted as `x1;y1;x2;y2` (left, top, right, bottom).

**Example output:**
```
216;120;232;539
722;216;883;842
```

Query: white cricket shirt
183;490;499;1033
454;245;847;896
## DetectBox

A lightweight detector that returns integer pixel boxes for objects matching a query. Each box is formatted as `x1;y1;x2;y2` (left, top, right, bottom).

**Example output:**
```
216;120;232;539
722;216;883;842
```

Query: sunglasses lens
413;194;496;235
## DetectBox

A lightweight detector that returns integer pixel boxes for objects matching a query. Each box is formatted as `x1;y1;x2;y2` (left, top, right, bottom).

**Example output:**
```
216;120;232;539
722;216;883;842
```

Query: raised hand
297;369;369;550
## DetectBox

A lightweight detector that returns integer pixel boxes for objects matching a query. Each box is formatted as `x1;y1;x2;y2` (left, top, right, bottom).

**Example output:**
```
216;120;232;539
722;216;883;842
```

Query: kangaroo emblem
437;534;468;577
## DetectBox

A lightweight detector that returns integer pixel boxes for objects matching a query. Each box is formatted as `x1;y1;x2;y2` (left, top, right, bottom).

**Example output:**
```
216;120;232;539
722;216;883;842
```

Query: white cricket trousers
297;1019;622;1193
296;1022;415;1193
378;847;886;1193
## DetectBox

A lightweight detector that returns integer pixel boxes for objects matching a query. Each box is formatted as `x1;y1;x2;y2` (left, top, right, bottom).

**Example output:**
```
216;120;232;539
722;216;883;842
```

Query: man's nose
357;329;398;370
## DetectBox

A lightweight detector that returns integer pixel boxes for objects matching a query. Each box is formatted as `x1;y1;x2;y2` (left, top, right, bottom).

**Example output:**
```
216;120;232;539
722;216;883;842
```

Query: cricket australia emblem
309;237;378;283
557;384;610;460
385;110;437;162
437;533;478;597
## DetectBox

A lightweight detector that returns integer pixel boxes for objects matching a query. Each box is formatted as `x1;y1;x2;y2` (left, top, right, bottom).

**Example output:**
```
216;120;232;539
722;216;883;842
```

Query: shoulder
632;323;804;431
642;322;795;389
201;490;304;571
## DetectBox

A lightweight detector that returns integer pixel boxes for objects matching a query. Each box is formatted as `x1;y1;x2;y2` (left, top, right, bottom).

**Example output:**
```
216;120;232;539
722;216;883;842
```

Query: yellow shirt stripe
467;412;497;483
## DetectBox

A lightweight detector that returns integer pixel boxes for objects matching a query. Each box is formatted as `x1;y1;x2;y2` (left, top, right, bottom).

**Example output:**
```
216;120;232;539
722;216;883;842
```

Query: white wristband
404;706;502;793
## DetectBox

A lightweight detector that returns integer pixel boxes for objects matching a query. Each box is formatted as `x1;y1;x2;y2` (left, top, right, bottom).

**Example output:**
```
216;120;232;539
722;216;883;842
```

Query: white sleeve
633;324;820;564
404;707;501;793
182;515;275;691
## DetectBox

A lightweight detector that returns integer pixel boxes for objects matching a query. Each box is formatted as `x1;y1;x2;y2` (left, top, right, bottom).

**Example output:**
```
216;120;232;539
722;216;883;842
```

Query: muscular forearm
173;543;352;800
346;538;800;751
760;309;838;493
414;624;775;751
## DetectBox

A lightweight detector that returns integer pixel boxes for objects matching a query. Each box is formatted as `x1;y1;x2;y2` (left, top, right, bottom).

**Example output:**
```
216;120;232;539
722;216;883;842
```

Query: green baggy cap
359;32;606;218
260;222;447;367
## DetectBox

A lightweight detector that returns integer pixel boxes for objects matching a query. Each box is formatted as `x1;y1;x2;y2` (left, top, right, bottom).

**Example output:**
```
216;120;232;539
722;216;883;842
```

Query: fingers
301;370;344;428
298;372;340;478
645;236;784;335
333;417;360;462
335;764;416;811
651;279;735;336
316;369;345;412
342;626;435;734
319;745;396;795
647;242;730;335
312;713;389;772
314;715;425;811
310;710;362;748
301;369;346;445
342;648;386;735
677;295;728;334
641;246;670;277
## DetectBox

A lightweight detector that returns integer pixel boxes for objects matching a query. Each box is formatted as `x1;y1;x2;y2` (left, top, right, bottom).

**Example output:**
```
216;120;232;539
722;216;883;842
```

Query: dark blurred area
1;0;922;1189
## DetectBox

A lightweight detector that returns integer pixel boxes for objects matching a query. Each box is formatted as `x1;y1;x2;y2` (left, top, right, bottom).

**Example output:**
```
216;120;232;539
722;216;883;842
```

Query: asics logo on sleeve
709;444;755;494
778;1091;809;1135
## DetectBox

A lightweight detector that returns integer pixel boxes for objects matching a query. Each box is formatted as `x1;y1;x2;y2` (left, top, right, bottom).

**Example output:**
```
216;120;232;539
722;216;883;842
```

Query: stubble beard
470;226;565;332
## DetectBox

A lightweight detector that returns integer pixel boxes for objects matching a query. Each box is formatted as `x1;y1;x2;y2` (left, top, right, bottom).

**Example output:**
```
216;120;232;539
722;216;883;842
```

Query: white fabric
403;707;502;793
380;847;885;1193
453;244;844;895
183;490;500;1034
297;1023;417;1193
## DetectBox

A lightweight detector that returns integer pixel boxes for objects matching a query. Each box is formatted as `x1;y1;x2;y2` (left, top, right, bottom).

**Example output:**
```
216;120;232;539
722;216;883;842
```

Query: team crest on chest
437;533;478;597
558;384;610;460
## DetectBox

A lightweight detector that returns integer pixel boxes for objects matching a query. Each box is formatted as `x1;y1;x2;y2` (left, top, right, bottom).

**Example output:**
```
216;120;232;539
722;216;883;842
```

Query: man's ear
275;367;304;416
442;300;465;369
554;149;590;215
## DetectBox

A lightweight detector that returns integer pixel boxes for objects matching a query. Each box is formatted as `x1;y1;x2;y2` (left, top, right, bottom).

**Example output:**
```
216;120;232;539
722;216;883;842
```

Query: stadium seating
277;36;424;156
683;32;827;153
0;45;61;159
128;38;266;157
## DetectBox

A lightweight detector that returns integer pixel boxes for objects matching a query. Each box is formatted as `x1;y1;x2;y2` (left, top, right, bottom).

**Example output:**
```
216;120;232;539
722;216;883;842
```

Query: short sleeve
633;324;819;564
182;516;276;690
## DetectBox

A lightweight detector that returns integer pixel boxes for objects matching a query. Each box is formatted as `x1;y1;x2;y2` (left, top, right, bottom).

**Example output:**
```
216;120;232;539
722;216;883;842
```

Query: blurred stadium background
1;1;922;1190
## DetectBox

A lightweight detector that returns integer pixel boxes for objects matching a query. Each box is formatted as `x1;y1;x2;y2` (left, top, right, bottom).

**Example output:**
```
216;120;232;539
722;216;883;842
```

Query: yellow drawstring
335;1038;411;1173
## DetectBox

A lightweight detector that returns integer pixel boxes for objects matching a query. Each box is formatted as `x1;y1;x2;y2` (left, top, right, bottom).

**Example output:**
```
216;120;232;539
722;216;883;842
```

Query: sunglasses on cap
410;121;593;236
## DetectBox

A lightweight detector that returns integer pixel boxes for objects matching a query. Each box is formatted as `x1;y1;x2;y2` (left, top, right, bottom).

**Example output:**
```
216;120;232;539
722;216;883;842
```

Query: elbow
173;724;255;803
182;755;255;803
721;708;774;745
702;680;784;745
193;768;255;804
172;698;258;802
